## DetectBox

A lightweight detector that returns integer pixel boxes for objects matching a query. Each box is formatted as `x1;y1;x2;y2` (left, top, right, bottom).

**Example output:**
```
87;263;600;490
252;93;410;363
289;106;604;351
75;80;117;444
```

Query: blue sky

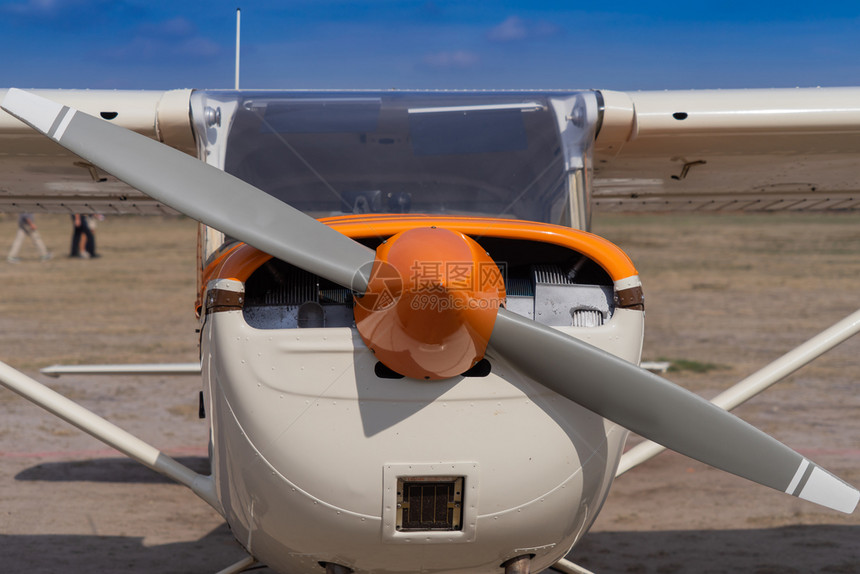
1;1;859;91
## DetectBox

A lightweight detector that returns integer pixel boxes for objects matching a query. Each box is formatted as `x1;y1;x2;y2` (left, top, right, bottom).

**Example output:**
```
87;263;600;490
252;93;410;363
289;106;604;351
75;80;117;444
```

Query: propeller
488;308;858;513
3;88;857;514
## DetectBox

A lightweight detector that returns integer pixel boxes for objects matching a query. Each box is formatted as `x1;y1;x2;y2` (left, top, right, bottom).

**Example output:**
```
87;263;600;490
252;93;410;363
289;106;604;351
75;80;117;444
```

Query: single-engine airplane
0;86;858;574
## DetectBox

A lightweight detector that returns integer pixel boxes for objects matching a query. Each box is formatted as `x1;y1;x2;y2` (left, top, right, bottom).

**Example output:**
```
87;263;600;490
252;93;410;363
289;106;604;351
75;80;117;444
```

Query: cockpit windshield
191;91;597;225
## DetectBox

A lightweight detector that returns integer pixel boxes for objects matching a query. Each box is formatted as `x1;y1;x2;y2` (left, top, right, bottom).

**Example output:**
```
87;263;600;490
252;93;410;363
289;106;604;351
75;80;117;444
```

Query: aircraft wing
3;87;860;214
593;87;860;212
0;89;195;214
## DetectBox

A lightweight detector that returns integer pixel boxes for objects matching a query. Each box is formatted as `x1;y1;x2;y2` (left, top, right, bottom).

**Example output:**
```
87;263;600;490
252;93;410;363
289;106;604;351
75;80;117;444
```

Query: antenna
235;8;241;90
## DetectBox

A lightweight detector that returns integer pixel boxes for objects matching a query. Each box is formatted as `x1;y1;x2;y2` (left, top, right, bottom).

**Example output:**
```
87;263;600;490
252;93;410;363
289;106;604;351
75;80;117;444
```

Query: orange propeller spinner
353;227;505;380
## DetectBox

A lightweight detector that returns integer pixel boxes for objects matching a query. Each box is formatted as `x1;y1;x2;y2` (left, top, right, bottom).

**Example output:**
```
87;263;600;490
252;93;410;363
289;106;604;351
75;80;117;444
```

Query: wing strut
551;558;596;574
0;360;221;513
618;307;860;476
216;555;258;574
40;362;201;378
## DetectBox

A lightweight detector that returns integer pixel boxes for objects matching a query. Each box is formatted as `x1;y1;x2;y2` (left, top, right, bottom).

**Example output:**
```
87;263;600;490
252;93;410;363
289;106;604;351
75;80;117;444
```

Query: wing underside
0;88;195;214
593;88;860;212
2;87;860;214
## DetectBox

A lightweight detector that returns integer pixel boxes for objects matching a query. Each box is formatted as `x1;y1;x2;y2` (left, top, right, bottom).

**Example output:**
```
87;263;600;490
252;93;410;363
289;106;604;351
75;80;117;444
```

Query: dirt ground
0;212;857;574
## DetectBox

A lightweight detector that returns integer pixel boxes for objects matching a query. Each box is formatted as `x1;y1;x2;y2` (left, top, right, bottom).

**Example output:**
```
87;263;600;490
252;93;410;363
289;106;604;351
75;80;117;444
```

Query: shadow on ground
8;451;859;573
15;456;210;483
566;525;859;573
2;522;856;573
0;524;277;574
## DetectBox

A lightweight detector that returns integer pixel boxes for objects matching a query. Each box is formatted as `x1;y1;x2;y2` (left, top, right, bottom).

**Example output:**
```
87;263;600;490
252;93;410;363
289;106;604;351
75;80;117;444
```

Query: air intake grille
396;476;463;531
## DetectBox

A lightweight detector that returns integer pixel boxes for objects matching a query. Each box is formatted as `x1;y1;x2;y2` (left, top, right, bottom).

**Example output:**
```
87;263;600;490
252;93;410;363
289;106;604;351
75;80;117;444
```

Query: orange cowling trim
198;215;638;315
353;227;505;380
196;243;273;316
320;214;639;283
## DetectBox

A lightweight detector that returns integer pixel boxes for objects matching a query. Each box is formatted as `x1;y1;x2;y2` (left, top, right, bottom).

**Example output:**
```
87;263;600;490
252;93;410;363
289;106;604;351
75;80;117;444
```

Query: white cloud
2;0;108;17
488;15;560;42
3;0;60;15
98;17;222;63
422;50;480;69
488;16;528;42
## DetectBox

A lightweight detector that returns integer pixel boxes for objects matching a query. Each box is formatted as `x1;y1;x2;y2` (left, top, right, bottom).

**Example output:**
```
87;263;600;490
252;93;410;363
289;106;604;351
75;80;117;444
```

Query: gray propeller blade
1;89;374;292
488;308;859;513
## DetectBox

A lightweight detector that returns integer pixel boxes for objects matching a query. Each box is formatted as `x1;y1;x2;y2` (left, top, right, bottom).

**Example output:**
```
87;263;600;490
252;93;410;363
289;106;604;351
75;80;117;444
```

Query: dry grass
0;213;198;370
594;211;860;391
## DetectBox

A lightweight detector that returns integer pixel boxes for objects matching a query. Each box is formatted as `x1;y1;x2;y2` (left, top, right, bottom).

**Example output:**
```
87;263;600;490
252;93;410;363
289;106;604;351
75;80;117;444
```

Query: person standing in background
70;213;99;258
7;213;51;263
